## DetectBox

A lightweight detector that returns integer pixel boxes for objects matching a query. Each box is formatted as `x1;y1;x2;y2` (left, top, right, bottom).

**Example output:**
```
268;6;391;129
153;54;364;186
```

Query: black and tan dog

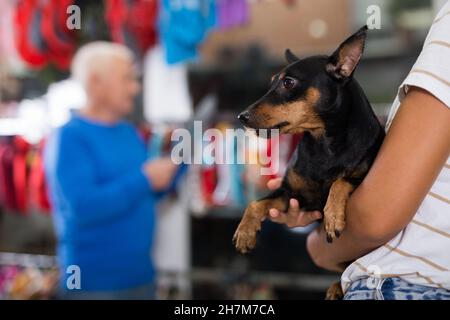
233;26;385;299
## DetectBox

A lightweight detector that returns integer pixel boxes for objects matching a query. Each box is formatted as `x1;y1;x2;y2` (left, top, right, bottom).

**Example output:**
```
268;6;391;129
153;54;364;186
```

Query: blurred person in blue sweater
44;42;183;299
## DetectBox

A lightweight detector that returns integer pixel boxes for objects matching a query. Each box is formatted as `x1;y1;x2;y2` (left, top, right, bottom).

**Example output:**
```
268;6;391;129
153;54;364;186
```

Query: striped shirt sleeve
398;7;450;109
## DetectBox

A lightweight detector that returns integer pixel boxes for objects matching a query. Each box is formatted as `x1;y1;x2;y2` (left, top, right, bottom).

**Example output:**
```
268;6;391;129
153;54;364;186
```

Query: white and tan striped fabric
342;1;450;293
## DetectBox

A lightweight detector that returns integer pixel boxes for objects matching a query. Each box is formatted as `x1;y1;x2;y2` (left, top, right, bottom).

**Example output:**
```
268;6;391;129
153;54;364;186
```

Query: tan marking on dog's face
251;87;325;137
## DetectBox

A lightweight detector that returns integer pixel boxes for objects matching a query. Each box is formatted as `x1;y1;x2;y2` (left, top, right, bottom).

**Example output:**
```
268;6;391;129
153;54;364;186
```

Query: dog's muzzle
237;111;251;125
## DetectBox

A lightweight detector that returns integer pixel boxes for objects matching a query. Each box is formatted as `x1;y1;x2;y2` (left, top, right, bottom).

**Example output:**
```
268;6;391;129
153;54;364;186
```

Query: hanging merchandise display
211;123;234;206
0;136;50;215
40;0;77;70
28;141;51;213
14;0;77;70
127;0;159;53
105;0;158;58
186;130;303;213
217;0;249;30
14;0;49;69
105;0;136;52
0;141;16;210
143;46;193;123
12;136;29;214
158;0;217;64
7;0;254;69
0;253;58;300
211;122;246;208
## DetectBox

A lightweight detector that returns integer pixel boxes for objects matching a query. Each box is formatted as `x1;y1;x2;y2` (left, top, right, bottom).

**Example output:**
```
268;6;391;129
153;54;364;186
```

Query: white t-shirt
342;1;450;292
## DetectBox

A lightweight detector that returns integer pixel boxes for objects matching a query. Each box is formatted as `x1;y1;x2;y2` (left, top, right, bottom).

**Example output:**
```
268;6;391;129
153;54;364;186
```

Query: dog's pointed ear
285;49;299;64
326;25;368;80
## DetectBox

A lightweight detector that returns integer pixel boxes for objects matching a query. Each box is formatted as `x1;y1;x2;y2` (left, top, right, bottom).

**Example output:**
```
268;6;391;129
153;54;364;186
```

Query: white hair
71;41;134;88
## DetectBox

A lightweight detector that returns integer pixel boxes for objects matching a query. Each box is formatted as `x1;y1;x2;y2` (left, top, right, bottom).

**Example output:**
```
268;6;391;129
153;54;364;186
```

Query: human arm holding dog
269;87;450;272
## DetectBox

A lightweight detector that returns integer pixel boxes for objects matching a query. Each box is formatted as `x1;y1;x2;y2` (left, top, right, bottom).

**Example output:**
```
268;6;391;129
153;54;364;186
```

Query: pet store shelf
190;268;339;292
0;252;57;269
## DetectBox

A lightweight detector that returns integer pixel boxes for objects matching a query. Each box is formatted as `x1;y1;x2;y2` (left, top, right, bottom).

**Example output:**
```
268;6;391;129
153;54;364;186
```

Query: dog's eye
282;77;297;89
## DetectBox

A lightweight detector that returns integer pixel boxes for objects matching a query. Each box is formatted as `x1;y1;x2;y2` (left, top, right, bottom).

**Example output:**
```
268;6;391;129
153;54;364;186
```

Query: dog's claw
324;207;345;244
325;230;341;243
326;234;333;243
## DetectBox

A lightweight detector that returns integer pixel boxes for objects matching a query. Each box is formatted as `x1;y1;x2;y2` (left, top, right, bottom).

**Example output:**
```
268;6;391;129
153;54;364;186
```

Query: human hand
143;157;178;191
266;177;323;228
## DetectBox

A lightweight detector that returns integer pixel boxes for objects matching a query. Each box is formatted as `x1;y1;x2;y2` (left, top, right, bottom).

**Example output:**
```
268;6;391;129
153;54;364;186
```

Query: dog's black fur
262;54;384;212
233;26;384;298
233;27;385;298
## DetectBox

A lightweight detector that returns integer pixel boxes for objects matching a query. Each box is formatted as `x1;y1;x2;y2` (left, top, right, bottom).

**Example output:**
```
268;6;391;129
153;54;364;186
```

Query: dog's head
238;26;368;138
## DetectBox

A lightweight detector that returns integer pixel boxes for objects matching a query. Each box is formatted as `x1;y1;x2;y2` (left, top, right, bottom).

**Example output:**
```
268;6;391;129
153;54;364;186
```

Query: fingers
268;197;323;228
269;208;279;218
268;199;300;226
267;177;283;190
296;210;322;226
287;198;300;216
269;208;286;224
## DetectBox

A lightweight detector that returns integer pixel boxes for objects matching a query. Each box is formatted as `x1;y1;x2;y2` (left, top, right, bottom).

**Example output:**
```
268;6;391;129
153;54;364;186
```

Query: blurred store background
0;0;447;299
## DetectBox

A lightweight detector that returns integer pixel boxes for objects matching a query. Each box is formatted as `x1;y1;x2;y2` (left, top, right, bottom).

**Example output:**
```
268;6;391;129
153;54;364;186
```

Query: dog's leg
325;281;344;300
324;178;354;243
233;190;287;254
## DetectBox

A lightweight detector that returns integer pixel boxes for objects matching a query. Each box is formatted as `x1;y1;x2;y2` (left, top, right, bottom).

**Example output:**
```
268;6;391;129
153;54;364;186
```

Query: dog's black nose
238;111;250;123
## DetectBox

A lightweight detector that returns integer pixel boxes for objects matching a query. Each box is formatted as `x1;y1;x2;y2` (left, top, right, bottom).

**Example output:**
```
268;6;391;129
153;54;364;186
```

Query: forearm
307;192;390;272
307;88;450;272
154;163;188;200
307;228;371;273
307;173;433;272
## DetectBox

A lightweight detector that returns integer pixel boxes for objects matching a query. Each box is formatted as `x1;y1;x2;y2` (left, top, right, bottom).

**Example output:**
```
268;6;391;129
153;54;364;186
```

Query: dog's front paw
233;201;264;254
323;179;353;243
232;227;257;254
324;203;346;243
325;282;344;300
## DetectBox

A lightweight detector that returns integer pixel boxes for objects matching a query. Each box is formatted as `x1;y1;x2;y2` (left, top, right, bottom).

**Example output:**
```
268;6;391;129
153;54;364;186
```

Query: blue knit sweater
44;114;182;291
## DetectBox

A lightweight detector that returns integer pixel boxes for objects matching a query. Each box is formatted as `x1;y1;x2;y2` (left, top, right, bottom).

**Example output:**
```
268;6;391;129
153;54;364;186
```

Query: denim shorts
344;277;450;300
